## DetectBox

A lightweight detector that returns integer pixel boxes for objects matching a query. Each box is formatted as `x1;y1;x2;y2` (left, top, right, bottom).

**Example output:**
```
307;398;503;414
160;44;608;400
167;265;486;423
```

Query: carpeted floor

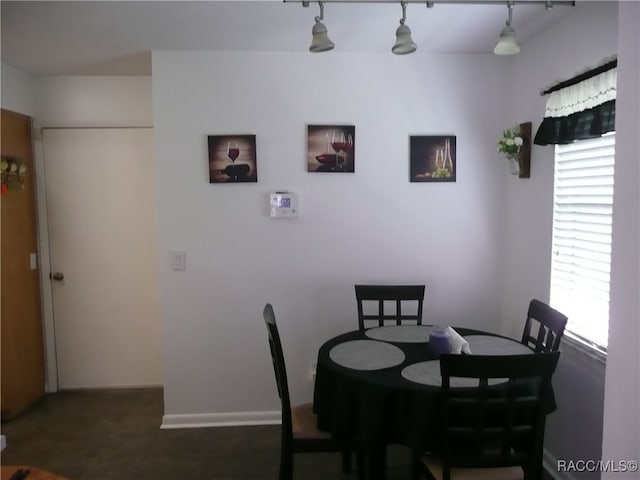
0;388;414;480
0;388;554;480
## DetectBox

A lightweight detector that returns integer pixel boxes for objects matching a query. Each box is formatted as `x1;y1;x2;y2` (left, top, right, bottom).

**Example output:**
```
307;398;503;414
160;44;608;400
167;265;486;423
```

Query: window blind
550;133;615;352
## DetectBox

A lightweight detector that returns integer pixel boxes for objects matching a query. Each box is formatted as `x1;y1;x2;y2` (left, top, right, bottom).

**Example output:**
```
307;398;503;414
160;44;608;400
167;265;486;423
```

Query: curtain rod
540;59;617;96
286;0;575;4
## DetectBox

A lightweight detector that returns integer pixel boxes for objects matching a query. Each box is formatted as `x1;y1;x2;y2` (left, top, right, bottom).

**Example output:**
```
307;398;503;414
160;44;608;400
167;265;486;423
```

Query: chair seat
292;403;331;440
421;455;525;480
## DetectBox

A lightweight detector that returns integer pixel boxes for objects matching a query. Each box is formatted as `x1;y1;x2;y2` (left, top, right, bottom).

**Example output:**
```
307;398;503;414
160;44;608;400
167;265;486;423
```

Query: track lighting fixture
309;2;334;53
392;2;417;55
494;1;520;55
287;1;574;54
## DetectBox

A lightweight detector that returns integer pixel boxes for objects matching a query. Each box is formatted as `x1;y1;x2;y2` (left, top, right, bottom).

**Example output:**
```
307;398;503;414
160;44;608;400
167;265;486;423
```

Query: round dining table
312;325;543;479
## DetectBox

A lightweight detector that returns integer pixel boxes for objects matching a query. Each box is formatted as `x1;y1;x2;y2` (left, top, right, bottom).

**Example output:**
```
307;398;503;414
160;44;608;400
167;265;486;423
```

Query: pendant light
309;1;335;52
494;1;520;55
392;2;417;55
285;0;574;54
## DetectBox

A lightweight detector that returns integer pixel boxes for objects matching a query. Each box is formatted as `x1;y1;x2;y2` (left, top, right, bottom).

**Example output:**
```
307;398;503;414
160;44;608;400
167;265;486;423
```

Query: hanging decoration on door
1;155;27;195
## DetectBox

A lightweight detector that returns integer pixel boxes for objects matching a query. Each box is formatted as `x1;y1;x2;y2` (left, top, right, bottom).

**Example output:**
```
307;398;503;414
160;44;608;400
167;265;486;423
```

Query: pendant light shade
494;1;520;55
494;25;520;55
392;2;416;55
310;20;334;52
392;24;417;54
309;2;334;52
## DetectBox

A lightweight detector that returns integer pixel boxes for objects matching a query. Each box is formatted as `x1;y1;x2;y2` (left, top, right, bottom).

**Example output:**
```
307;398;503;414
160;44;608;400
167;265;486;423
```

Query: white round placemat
465;335;534;355
401;361;506;387
365;325;431;343
329;340;405;370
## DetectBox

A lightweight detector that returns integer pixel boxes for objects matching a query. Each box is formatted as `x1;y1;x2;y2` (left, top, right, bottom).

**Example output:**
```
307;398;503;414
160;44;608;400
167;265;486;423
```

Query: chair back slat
355;284;425;330
439;352;560;478
263;303;293;446
521;299;568;352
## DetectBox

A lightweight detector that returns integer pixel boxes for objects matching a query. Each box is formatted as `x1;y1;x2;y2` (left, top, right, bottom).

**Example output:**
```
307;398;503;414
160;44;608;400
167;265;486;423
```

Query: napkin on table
446;326;472;354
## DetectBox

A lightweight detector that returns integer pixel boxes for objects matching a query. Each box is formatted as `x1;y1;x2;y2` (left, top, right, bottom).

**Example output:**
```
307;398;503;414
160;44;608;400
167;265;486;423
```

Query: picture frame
307;125;355;173
208;134;257;183
409;135;456;182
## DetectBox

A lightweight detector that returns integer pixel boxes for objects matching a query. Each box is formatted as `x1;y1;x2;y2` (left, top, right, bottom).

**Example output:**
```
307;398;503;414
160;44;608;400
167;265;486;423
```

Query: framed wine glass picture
208;134;257;183
307;125;355;173
409;135;456;182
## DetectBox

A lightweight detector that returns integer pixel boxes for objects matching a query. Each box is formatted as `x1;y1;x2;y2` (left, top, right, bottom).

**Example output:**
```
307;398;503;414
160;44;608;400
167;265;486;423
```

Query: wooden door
1;109;45;419
42;128;162;389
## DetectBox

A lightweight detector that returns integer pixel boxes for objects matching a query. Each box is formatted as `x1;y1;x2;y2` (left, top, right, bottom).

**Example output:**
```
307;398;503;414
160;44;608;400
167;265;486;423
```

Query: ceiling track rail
285;1;575;5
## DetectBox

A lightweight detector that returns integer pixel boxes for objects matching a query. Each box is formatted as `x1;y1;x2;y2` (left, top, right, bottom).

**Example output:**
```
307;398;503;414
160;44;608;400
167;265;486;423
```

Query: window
549;133;615;353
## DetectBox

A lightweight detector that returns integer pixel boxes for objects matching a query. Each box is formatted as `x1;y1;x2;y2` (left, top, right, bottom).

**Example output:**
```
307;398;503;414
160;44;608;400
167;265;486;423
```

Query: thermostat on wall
270;192;298;217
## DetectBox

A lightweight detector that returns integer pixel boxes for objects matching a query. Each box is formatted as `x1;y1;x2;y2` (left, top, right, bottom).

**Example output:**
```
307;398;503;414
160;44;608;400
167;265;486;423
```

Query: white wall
505;2;618;476
1;63;37;115
5;76;156;391
502;1;618;339
152;51;511;422
502;2;639;478
34;76;152;127
602;2;640;477
2;71;151;126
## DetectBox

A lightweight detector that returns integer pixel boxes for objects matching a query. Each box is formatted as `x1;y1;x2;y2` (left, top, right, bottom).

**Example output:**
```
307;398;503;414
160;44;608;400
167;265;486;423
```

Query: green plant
497;126;523;158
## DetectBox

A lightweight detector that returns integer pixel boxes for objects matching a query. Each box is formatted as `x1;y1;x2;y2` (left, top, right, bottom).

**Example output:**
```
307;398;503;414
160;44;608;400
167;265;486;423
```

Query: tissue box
429;330;450;356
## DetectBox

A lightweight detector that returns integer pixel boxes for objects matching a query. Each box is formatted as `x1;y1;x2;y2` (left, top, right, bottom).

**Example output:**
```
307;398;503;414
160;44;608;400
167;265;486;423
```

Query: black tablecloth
313;327;553;454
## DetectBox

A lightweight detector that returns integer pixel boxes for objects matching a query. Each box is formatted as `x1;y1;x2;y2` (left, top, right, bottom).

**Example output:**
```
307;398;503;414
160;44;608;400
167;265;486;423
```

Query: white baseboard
544;448;578;480
161;410;281;429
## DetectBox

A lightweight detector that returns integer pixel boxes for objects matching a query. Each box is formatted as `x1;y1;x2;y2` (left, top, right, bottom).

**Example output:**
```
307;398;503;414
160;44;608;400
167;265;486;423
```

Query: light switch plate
30;253;37;270
170;250;186;271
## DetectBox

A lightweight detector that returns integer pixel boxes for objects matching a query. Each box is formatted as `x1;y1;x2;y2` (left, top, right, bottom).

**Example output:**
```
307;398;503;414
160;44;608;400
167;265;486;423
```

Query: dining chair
521;299;568;353
412;351;560;480
262;303;364;480
355;284;425;330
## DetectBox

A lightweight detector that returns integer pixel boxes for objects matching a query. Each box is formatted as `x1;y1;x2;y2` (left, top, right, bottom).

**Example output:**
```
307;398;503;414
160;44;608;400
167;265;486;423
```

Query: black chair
412;351;560;480
262;303;363;480
355;284;425;330
521;299;568;352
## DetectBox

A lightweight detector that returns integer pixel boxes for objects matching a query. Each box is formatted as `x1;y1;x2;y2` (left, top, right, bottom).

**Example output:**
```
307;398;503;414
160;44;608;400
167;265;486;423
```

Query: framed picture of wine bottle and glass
307;125;355;173
208;134;258;183
409;135;456;182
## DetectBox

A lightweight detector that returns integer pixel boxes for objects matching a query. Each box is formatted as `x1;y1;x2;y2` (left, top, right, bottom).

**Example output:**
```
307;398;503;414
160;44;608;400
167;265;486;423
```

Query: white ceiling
1;1;575;76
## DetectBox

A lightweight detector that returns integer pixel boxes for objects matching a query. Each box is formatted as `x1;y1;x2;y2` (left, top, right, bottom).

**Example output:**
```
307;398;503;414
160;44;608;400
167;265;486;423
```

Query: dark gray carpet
0;388;414;480
1;388;554;480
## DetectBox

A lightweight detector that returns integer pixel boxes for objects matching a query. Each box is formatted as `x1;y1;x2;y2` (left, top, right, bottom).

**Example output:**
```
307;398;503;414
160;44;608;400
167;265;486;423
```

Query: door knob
51;272;64;281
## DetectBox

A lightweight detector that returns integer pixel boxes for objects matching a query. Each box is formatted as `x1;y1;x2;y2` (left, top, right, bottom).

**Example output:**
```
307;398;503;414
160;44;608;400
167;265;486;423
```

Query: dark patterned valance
534;99;615;145
534;60;616;145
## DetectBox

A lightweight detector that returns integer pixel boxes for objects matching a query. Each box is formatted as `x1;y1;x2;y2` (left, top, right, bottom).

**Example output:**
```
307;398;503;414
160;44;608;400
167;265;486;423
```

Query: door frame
32;122;57;392
32;123;154;392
